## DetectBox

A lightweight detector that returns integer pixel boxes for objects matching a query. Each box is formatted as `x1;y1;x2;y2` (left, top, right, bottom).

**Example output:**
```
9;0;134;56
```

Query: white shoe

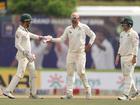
3;90;15;99
130;91;139;100
118;95;129;101
85;88;92;99
29;93;43;99
60;94;73;99
0;88;3;95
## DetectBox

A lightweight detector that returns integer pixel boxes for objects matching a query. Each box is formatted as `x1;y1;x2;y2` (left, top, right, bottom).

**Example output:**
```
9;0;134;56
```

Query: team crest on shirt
69;30;72;34
16;34;19;38
127;34;130;37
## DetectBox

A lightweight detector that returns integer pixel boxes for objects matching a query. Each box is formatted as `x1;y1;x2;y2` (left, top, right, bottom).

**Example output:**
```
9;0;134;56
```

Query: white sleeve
52;37;62;42
131;33;139;56
117;35;121;55
52;28;68;43
15;31;25;52
85;25;96;45
28;32;39;39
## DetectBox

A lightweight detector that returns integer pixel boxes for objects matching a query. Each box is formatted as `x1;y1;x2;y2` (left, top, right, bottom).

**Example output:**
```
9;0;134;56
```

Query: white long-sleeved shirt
118;28;139;56
52;22;96;53
15;25;39;58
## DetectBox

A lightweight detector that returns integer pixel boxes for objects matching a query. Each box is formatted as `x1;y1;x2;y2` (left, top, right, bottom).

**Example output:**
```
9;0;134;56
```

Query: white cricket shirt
15;25;39;58
52;22;96;53
118;28;139;56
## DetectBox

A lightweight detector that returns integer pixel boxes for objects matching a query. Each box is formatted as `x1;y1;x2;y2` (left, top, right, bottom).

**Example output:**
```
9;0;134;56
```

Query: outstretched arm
45;28;68;43
29;32;48;40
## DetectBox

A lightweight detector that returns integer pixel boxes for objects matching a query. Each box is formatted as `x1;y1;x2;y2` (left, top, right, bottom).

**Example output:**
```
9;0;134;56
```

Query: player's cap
20;13;32;22
120;16;133;27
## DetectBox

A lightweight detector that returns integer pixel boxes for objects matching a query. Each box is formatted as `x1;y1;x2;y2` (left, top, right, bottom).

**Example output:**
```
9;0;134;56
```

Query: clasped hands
40;35;53;43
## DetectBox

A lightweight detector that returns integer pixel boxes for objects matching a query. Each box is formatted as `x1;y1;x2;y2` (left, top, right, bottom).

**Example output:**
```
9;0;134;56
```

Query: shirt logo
69;30;72;34
127;34;130;37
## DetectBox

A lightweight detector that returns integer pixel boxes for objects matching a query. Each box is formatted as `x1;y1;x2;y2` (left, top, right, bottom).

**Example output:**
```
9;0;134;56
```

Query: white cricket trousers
66;52;91;95
6;57;37;95
121;55;137;96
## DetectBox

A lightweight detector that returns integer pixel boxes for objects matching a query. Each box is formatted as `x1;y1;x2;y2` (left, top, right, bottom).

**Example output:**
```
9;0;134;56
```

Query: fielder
46;12;96;99
115;16;139;100
3;13;47;99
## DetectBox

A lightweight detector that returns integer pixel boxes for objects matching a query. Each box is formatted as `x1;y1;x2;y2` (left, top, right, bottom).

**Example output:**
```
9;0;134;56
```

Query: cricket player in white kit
46;12;96;99
3;13;46;99
115;16;139;100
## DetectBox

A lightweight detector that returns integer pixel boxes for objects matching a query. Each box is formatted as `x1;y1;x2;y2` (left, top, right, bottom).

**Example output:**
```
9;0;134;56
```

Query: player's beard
26;24;30;28
25;21;31;29
122;26;130;32
72;20;78;27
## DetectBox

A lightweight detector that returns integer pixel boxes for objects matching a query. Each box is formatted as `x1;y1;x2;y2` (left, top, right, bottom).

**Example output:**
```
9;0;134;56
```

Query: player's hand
39;35;52;41
43;35;53;43
115;54;120;65
23;51;36;62
38;36;45;40
132;55;136;65
23;50;29;56
26;53;36;62
85;44;92;53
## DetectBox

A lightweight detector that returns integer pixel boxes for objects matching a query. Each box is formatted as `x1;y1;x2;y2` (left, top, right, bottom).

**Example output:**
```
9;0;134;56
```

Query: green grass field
0;96;140;105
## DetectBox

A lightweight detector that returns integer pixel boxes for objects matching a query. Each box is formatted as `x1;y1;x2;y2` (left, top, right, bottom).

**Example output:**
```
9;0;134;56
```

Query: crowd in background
0;15;139;70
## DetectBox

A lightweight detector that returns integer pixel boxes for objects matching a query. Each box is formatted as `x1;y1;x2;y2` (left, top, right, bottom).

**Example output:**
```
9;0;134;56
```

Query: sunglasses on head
71;16;79;20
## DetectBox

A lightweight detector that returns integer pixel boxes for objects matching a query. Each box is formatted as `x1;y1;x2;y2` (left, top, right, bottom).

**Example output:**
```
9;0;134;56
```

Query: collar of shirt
19;25;28;32
70;22;82;29
124;28;133;34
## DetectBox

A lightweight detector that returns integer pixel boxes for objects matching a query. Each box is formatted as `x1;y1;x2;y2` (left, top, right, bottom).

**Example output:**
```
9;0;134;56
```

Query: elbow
90;34;96;40
15;44;18;49
15;44;23;52
94;34;96;39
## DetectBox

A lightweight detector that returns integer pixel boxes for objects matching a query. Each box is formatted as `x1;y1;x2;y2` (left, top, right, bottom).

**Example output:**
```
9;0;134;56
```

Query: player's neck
72;23;79;28
124;28;131;32
21;24;26;29
72;24;77;28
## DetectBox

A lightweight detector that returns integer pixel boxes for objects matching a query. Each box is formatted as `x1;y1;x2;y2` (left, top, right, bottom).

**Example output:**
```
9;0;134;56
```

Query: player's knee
15;73;24;78
30;74;36;79
29;71;37;78
77;72;84;78
123;71;130;76
67;71;74;76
